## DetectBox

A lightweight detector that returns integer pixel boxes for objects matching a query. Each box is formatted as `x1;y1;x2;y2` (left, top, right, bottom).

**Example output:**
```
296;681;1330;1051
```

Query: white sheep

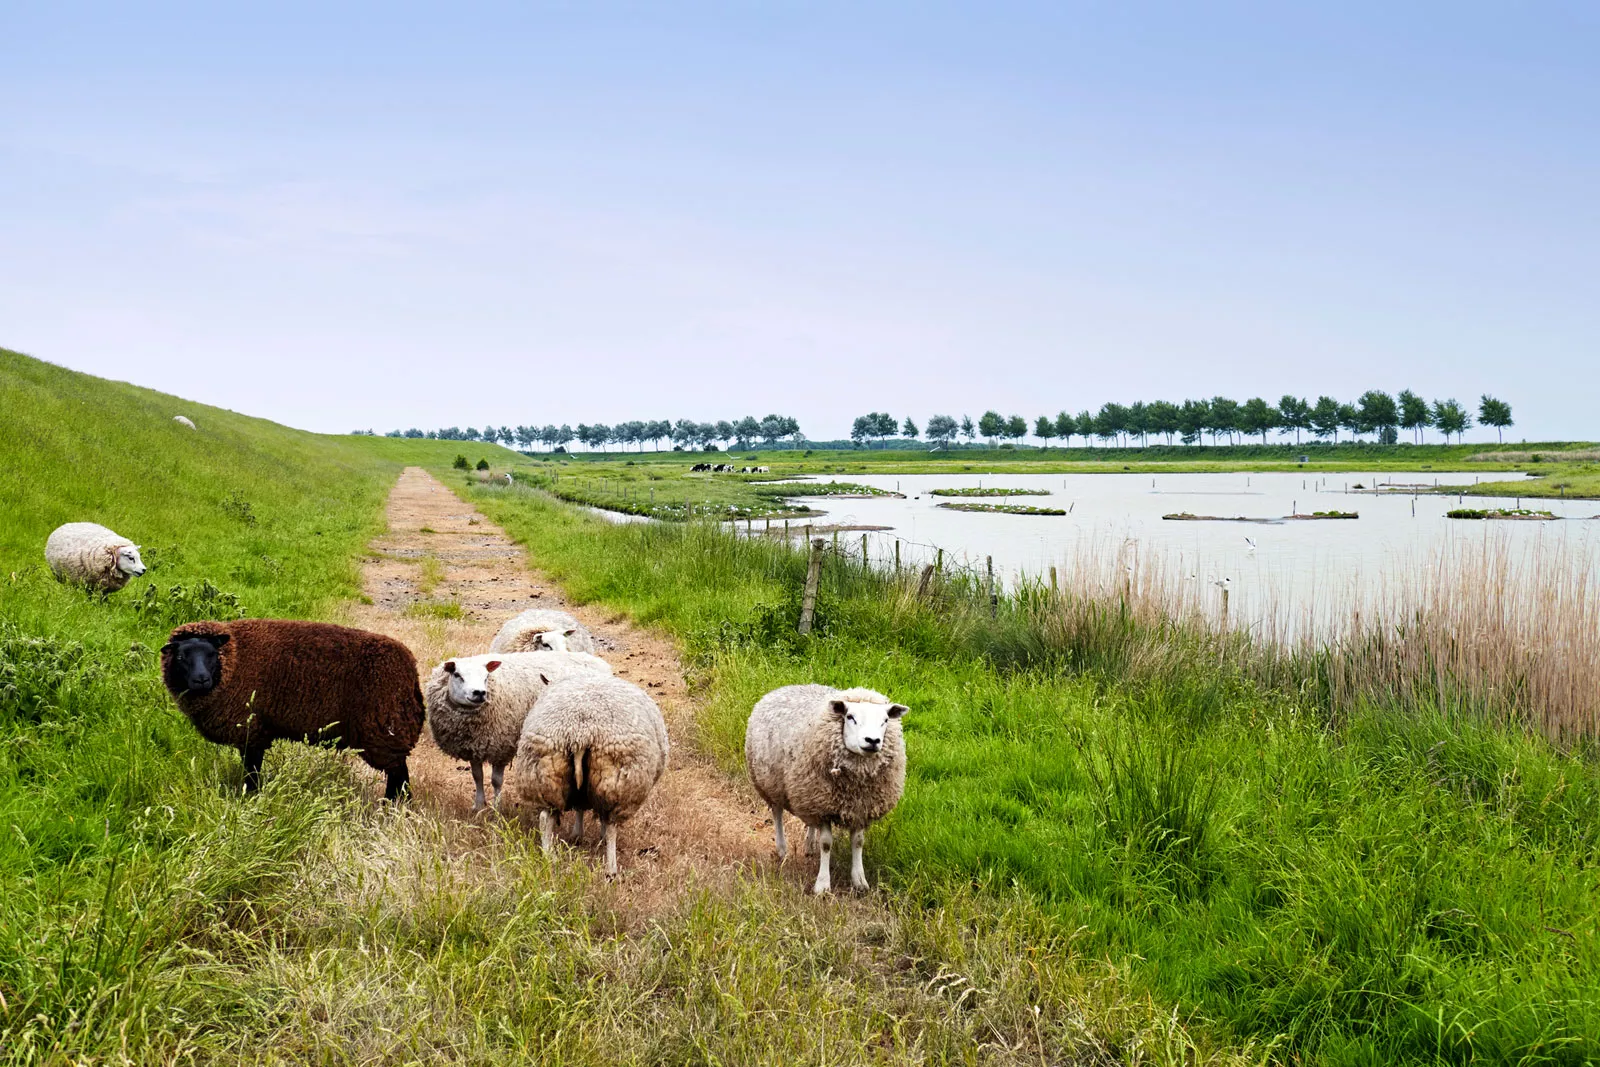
513;673;669;876
424;651;612;812
173;415;196;429
490;607;597;655
43;522;147;593
745;685;907;893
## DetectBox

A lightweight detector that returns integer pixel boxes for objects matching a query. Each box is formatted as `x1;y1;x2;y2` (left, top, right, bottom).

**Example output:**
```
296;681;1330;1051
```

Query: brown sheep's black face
162;634;229;697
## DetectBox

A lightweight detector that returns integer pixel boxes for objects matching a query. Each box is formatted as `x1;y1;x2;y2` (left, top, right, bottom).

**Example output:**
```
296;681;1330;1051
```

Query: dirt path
341;466;774;904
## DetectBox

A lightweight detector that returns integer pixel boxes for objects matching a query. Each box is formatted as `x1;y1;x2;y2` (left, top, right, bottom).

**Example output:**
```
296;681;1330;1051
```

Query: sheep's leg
384;762;410;802
469;762;487;811
241;742;270;795
804;825;818;857
770;804;786;861
850;828;868;891
489;763;506;811
812;825;833;894
603;818;617;878
539;810;557;853
573;809;585;841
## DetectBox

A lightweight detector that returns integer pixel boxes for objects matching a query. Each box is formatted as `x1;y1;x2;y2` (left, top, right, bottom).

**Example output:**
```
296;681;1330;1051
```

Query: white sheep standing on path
745;685;908;894
490;607;597;655
514;673;668;876
44;522;147;593
424;651;612;812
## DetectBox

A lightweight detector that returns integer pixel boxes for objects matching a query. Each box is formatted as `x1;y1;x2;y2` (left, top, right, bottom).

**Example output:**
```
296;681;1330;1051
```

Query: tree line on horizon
852;392;1514;449
357;392;1515;452
373;414;803;451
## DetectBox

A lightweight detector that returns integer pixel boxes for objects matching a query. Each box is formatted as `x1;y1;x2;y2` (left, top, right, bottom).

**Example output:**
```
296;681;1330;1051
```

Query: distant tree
760;414;790;445
850;414;874;449
593;424;613;451
874;412;898;444
1357;390;1398;440
1276;396;1310;444
476;458;490;470
1207;397;1240;446
733;416;761;448
1054;410;1077;445
1309;396;1341;442
1433;398;1472;443
926;414;958;447
1478;395;1513;443
778;416;802;445
1398;390;1431;444
1147;400;1181;445
556;424;575;450
1239;397;1280;444
1004;414;1028;443
1127;401;1151;446
1075;410;1095;448
1094;403;1126;447
1337;403;1361;443
463;427;481;441
902;416;919;441
977;410;1005;445
1034;415;1056;446
959;415;976;443
714;420;734;447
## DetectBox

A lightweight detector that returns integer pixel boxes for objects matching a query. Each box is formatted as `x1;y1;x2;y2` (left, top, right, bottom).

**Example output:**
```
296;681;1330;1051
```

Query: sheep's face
443;659;500;708
529;628;581;653
115;545;146;577
830;698;907;755
162;633;229;697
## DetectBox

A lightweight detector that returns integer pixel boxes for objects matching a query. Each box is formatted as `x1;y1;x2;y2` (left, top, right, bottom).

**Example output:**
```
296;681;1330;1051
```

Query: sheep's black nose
863;737;881;750
470;690;487;702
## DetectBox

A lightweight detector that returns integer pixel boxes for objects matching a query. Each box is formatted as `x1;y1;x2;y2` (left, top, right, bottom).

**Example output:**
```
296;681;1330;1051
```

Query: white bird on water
1212;577;1232;591
1244;536;1257;552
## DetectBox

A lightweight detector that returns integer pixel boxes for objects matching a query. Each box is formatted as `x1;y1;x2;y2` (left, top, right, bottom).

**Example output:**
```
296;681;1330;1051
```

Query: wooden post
916;563;935;599
894;540;901;573
936;548;943;575
832;530;839;557
1221;587;1230;629
798;538;825;635
861;533;868;569
986;555;996;617
1049;565;1057;592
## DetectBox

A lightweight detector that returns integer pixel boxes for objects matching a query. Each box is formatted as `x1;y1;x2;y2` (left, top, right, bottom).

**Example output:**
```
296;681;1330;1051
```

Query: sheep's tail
572;746;590;791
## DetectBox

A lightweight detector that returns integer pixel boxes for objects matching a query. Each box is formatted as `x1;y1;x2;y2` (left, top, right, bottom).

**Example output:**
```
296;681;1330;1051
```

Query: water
770;471;1600;627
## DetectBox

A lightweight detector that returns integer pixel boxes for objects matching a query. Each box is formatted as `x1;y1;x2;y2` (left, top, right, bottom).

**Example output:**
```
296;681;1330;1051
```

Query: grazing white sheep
745;685;907;893
43;522;147;593
513;673;668;876
173;415;196;429
490;607;597;655
424;651;611;812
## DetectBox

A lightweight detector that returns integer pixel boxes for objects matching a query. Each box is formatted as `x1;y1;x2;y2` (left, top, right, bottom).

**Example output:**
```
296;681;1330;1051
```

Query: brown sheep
160;619;425;799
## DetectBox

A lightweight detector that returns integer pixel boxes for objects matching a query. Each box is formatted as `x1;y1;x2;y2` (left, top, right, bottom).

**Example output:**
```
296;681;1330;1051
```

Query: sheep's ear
205;633;230;649
539;673;550;685
829;700;849;717
887;703;908;719
486;660;502;673
563;628;579;637
444;660;456;674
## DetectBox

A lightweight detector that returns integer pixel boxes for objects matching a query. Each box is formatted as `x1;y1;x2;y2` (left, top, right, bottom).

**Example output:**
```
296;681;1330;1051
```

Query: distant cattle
691;463;712;472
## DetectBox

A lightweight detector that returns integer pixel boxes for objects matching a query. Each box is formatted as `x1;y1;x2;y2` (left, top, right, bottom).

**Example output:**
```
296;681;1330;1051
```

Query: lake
773;471;1600;632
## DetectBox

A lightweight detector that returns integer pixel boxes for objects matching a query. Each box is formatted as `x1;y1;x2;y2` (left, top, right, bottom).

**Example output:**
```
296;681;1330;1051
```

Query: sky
2;2;1596;441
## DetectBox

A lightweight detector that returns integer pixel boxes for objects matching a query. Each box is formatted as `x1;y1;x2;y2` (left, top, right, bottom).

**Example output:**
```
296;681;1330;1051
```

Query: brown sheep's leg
384;762;410;801
241;742;270;794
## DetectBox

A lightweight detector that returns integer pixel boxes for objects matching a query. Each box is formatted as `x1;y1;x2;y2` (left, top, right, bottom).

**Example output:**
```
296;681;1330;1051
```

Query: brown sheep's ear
887;704;907;719
444;660;456;674
829;700;848;717
486;660;502;672
204;633;230;648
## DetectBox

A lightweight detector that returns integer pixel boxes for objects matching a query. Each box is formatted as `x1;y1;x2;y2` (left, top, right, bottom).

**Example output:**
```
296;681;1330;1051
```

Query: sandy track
341;466;775;904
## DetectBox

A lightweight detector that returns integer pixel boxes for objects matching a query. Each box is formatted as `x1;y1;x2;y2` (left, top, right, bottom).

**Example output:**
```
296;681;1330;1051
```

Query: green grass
504;464;895;520
1;348;1246;1064
461;478;1600;1065
935;502;1068;515
929;487;1053;497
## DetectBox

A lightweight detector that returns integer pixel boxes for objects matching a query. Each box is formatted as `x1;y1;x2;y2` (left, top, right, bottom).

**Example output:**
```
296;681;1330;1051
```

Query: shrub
453;455;470;469
475;458;489;470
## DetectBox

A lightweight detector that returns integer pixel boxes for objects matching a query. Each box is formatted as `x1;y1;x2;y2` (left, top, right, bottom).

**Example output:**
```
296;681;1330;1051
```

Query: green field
461;478;1600;1065
0;349;1242;1065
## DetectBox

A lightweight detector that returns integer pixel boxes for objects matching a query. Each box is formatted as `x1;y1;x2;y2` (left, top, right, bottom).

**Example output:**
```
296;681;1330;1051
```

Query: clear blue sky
2;3;1595;440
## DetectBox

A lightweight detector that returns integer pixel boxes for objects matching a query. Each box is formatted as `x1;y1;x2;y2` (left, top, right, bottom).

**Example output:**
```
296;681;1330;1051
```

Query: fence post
1049;565;1057;592
916;563;935;600
798;538;825;635
861;533;868;569
987;555;997;617
833;530;839;557
1221;587;1230;630
936;548;943;575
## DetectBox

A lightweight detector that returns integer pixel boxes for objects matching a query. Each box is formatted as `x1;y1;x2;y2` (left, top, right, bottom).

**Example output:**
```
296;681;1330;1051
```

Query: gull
1211;577;1232;591
1244;536;1257;552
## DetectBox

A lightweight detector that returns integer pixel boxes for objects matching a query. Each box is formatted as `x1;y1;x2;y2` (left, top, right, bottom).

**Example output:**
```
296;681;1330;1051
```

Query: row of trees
855;393;1513;449
382;414;802;452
